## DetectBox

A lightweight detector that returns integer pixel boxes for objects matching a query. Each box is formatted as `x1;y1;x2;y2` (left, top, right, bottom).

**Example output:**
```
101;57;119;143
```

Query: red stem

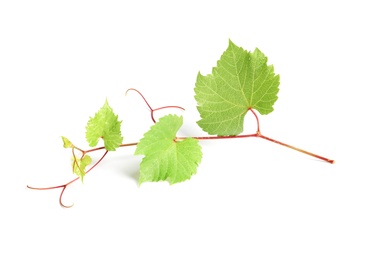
258;134;335;164
126;88;184;123
84;142;138;154
154;106;185;112
249;108;261;134
177;133;258;141
126;88;153;111
28;130;333;207
27;150;109;208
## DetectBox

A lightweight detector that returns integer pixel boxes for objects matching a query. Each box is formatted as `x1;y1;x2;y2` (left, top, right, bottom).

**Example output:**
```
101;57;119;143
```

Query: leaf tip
61;136;74;148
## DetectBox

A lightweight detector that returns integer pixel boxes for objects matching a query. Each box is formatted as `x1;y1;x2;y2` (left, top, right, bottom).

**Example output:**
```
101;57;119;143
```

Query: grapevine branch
27;89;334;208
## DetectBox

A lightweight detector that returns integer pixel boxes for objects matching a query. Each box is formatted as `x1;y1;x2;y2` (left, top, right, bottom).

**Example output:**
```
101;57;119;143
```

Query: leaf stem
28;130;333;207
177;133;334;164
249;108;261;135
176;133;258;141
84;142;138;154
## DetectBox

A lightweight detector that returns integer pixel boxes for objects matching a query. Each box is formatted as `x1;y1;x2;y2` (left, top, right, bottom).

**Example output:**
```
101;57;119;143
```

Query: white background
1;1;389;259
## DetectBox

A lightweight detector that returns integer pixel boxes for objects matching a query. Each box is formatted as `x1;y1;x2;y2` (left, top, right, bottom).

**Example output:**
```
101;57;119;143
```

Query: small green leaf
61;136;74;148
72;155;92;183
85;99;123;151
135;115;203;185
195;40;280;136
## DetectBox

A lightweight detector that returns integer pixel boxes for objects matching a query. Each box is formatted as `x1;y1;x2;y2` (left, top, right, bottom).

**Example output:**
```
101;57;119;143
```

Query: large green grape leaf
85;100;123;151
135;114;202;185
195;40;280;136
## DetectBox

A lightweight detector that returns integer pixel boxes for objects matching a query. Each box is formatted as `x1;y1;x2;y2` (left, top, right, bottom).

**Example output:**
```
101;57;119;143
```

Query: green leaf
85;99;123;151
72;155;92;183
135;114;203;185
61;136;74;148
195;40;280;136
